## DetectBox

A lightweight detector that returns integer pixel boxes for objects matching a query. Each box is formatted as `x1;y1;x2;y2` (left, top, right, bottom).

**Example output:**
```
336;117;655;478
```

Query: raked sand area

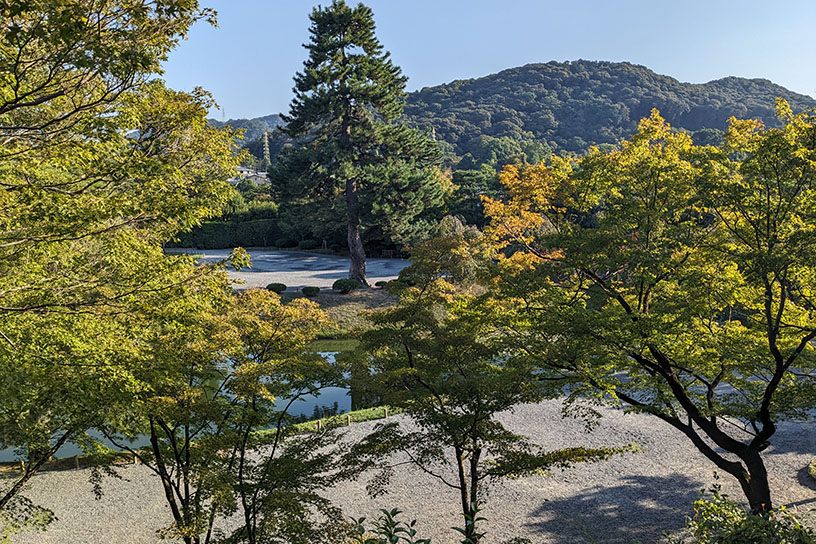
169;248;411;291
12;400;816;544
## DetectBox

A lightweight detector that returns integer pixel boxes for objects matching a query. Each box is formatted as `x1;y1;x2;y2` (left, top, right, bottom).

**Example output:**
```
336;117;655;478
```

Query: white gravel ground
168;248;410;290
10;400;816;544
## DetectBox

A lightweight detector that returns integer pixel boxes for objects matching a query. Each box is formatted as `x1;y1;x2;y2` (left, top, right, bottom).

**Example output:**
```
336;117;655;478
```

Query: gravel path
10;400;816;544
169;248;410;290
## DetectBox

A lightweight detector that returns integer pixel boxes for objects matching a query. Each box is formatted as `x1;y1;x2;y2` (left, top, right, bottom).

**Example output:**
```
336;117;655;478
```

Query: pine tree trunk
346;177;367;285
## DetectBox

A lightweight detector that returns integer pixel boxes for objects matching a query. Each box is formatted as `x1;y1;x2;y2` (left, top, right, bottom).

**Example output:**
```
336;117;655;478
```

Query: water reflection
0;352;352;462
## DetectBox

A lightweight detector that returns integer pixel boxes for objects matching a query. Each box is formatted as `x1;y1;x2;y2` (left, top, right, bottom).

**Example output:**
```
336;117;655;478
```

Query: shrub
333;278;361;294
298;239;321;250
396;269;417;287
350;509;430;544
676;483;815;544
809;458;816;481
274;238;298;248
374;281;388;288
384;279;409;293
302;286;320;297
168;219;279;249
266;283;287;294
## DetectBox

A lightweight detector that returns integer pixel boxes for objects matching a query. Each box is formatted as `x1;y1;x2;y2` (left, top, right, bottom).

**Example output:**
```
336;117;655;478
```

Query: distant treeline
219;60;816;170
182;60;816;250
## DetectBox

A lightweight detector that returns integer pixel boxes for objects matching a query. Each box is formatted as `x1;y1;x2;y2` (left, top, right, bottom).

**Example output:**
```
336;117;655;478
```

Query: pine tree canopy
275;0;443;283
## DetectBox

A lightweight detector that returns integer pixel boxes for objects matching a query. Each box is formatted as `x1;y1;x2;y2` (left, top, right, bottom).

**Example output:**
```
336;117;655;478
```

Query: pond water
0;352;352;462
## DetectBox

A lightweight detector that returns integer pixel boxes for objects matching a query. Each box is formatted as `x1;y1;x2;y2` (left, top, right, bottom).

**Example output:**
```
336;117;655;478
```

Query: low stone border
1;406;398;478
0;452;138;478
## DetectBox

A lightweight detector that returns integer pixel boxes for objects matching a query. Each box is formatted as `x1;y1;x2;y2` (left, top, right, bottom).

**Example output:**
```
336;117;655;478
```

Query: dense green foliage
170;184;279;248
0;0;241;537
483;101;816;512
237;60;816;170
405;60;816;160
673;483;816;544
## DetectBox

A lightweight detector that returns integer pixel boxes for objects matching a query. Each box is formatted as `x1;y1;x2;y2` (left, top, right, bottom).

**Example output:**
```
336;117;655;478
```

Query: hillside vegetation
210;113;283;142
405;60;816;160
229;60;816;167
185;60;816;251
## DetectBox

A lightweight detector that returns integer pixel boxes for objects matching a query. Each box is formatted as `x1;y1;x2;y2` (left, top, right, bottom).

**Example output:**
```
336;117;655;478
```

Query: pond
0;351;353;462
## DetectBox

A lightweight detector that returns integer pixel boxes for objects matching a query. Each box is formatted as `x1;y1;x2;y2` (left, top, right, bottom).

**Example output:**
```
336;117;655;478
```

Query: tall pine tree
276;0;442;284
261;131;271;170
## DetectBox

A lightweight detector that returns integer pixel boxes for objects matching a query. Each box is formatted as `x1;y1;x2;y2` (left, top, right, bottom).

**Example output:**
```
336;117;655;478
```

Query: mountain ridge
220;60;816;166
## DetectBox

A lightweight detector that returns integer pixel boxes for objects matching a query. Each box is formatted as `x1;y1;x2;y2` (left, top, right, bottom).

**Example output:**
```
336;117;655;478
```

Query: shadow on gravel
764;424;816;456
785;467;816;509
307;271;357;279
524;474;699;544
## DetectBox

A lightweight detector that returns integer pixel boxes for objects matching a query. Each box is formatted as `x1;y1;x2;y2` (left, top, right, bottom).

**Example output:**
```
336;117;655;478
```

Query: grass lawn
255;405;403;438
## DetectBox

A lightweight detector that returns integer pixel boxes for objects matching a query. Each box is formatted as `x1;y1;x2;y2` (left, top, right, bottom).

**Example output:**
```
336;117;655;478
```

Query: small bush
396;269;417;287
809;458;816;481
384;279;410;293
266;283;287;294
350;508;430;544
302;286;320;297
274;238;298;248
298;239;321;250
333;278;361;294
374;281;388;288
676;483;815;544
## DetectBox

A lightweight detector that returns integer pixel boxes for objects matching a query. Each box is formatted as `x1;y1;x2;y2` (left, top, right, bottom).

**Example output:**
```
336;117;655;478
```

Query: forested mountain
210;113;283;142
404;60;816;163
236;60;816;168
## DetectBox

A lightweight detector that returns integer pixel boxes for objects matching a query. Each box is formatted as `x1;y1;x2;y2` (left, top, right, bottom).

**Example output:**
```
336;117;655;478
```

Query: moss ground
284;287;396;338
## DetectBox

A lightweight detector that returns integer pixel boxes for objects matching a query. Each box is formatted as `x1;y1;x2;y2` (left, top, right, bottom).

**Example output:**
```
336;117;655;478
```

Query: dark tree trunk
467;448;482;543
739;453;773;512
149;419;196;544
346;177;367;285
608;376;777;514
0;430;73;511
454;446;482;543
455;447;471;538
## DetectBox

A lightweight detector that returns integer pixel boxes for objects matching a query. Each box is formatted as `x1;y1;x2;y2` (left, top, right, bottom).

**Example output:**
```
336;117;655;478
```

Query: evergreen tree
275;0;442;284
261;131;271;170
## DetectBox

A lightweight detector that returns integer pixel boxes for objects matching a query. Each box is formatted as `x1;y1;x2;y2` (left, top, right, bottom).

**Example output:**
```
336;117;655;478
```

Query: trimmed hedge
302;286;320;297
298;239;321;250
274;238;298;248
169;219;278;249
333;278;361;294
266;283;287;294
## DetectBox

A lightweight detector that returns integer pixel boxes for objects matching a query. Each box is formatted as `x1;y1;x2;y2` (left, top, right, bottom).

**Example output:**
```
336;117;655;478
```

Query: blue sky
161;0;816;120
